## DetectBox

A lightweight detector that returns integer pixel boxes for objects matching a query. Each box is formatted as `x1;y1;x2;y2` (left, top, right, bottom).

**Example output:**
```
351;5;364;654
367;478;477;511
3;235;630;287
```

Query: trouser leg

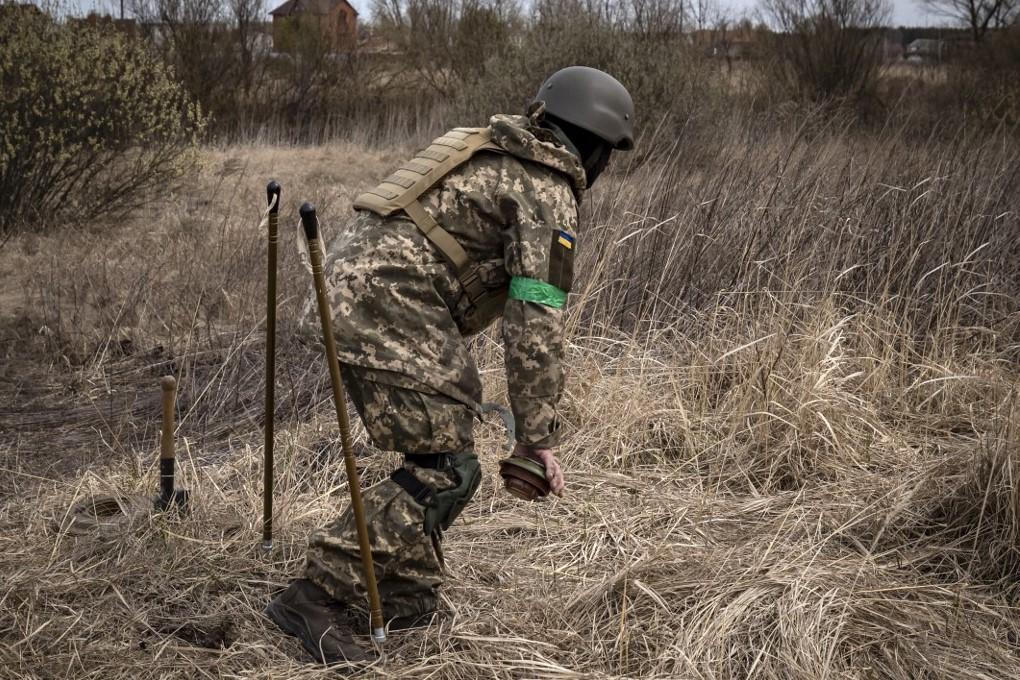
305;366;478;621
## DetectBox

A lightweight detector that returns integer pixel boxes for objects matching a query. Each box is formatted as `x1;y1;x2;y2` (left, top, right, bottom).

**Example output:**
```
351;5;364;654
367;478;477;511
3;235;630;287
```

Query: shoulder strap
353;127;504;279
403;199;471;274
353;126;503;293
353;127;503;217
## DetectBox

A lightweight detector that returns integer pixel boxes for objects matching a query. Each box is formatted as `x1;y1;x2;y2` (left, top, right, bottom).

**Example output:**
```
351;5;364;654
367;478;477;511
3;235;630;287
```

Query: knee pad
423;452;481;536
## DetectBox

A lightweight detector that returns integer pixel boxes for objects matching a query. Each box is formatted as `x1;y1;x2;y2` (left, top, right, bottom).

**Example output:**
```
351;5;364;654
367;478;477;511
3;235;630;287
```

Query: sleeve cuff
516;423;561;449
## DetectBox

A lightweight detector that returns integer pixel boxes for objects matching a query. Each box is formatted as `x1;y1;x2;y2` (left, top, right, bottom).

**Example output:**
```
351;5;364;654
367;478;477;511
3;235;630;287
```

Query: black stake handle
299;202;318;240
267;181;281;214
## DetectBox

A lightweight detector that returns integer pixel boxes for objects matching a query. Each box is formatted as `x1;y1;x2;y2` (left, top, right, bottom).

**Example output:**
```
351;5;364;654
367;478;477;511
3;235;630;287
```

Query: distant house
688;27;759;61
906;38;946;63
269;0;358;53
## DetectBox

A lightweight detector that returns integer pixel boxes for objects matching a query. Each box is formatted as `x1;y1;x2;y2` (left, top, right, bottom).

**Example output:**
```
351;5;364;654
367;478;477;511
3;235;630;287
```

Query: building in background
270;0;358;53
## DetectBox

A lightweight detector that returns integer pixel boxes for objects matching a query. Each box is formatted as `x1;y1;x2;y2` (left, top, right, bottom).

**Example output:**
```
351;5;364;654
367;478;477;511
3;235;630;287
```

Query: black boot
264;579;375;666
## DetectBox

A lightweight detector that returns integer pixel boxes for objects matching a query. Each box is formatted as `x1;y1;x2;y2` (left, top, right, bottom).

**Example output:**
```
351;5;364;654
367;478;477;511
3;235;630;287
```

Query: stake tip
160;375;176;392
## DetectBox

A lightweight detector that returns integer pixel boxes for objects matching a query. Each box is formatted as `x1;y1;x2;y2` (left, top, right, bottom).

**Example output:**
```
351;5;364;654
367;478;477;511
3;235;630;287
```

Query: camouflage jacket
321;114;585;448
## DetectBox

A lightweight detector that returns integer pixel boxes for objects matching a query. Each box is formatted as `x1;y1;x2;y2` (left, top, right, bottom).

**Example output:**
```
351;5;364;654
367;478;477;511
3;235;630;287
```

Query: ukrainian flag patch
549;229;575;293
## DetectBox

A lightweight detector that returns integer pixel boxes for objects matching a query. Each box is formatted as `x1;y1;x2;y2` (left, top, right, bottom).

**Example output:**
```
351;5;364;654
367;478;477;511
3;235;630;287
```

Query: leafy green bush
0;11;206;233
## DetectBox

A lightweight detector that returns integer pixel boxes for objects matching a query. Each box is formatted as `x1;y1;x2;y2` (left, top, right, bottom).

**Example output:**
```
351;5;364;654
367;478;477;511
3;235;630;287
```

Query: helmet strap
584;145;613;187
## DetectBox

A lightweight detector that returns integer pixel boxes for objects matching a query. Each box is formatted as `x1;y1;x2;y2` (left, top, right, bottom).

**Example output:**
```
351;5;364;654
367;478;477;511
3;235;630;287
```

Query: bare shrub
265;16;396;136
942;25;1020;126
373;0;520;97
918;0;1019;43
131;0;272;134
0;11;205;234
758;0;890;102
374;0;729;129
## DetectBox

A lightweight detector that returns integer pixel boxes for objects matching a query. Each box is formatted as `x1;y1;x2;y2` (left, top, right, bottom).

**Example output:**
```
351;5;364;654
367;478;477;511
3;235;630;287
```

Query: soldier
265;66;635;665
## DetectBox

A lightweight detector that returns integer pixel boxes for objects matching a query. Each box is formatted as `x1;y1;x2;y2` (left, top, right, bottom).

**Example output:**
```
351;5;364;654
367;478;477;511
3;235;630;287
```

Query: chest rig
353;128;509;330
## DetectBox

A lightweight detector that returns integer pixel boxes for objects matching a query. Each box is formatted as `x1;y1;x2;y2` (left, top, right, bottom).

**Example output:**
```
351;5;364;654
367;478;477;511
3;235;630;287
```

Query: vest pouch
458;259;509;335
353;125;513;336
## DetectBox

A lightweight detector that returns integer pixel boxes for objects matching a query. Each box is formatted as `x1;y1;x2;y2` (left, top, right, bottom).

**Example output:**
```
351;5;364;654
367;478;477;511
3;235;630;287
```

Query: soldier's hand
514;444;565;496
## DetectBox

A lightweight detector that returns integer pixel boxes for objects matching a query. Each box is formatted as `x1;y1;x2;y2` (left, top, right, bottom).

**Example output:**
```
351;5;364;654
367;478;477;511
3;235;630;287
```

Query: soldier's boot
264;578;375;666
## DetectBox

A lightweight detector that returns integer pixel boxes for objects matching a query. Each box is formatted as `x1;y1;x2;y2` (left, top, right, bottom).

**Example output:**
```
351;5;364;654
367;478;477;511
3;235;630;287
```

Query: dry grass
1;119;1019;679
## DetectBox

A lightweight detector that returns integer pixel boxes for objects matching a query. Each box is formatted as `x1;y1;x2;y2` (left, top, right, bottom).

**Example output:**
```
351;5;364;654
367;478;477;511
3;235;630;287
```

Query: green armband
508;277;567;309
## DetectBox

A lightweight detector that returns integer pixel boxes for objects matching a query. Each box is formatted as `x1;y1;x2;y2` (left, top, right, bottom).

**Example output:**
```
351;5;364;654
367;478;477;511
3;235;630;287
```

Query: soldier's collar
536;120;582;164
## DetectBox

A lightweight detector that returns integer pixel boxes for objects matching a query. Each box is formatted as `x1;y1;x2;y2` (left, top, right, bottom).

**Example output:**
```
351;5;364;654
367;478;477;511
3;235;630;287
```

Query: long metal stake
299;202;386;644
263;180;281;552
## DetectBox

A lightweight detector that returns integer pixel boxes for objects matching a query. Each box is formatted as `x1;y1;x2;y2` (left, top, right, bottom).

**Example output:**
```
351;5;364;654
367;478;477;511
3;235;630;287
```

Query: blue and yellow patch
548;229;575;293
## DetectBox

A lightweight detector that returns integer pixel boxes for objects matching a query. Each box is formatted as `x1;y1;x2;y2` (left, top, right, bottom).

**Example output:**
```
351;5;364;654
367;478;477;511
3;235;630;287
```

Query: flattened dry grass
2;318;1019;679
1;120;1019;679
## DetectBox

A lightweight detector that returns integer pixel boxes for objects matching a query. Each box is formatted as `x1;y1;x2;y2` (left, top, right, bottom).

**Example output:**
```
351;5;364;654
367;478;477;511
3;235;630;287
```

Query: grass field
1;118;1019;679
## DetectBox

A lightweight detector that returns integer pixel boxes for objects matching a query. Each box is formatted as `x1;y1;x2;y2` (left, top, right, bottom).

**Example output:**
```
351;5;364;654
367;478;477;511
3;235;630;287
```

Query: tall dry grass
1;114;1018;678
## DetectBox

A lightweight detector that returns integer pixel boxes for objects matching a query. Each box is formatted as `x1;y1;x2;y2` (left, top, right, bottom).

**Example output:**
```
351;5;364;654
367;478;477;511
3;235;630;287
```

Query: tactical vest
353;127;509;329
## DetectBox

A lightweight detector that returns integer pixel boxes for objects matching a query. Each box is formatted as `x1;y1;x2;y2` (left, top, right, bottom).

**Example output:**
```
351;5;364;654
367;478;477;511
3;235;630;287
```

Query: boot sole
264;599;369;666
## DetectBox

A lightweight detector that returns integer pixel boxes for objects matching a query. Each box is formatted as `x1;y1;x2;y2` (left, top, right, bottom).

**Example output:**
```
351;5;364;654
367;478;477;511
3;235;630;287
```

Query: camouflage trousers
305;365;478;622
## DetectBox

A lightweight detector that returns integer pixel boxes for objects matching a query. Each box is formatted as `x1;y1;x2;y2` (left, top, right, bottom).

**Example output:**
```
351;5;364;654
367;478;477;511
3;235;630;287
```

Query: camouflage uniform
305;114;586;622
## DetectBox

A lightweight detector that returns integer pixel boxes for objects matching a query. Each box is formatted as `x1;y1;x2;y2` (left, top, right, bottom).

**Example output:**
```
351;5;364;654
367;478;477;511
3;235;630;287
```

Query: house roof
270;0;358;17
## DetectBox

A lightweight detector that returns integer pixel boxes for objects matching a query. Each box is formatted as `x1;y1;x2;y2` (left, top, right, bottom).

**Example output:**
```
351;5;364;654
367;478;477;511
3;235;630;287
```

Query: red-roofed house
269;0;358;52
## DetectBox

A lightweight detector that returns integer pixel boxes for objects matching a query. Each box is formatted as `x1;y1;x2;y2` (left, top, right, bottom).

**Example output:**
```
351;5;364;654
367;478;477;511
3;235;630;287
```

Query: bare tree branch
916;0;1018;42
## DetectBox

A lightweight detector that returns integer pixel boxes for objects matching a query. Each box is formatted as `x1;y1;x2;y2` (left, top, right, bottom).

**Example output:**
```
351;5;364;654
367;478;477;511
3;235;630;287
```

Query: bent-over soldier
266;66;635;665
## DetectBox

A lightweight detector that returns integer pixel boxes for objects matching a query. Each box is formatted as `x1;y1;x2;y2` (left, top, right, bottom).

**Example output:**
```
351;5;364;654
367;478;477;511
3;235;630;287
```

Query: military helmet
533;66;635;151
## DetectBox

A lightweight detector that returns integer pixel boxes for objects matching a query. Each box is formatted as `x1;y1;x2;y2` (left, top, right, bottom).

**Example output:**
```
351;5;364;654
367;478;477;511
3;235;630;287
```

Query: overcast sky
69;0;945;27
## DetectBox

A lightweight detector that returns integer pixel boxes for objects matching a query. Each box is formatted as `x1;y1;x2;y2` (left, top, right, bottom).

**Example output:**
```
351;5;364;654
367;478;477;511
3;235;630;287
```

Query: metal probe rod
299;202;386;645
263;180;281;552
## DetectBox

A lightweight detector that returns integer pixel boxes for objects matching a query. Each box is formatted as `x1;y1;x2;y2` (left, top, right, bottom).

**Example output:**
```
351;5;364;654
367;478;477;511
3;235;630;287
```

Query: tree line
1;0;1017;233
30;0;1020;138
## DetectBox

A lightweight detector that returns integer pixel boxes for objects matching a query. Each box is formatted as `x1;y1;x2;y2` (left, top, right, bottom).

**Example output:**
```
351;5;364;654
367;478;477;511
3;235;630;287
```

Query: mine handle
263;180;281;551
160;376;177;461
300;202;386;645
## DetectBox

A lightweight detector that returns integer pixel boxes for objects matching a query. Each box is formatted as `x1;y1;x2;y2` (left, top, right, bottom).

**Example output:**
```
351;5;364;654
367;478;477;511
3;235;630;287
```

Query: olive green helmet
533;66;635;151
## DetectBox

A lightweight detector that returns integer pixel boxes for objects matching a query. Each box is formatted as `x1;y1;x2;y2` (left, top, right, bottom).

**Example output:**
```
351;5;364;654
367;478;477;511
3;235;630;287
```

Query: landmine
62;375;189;536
